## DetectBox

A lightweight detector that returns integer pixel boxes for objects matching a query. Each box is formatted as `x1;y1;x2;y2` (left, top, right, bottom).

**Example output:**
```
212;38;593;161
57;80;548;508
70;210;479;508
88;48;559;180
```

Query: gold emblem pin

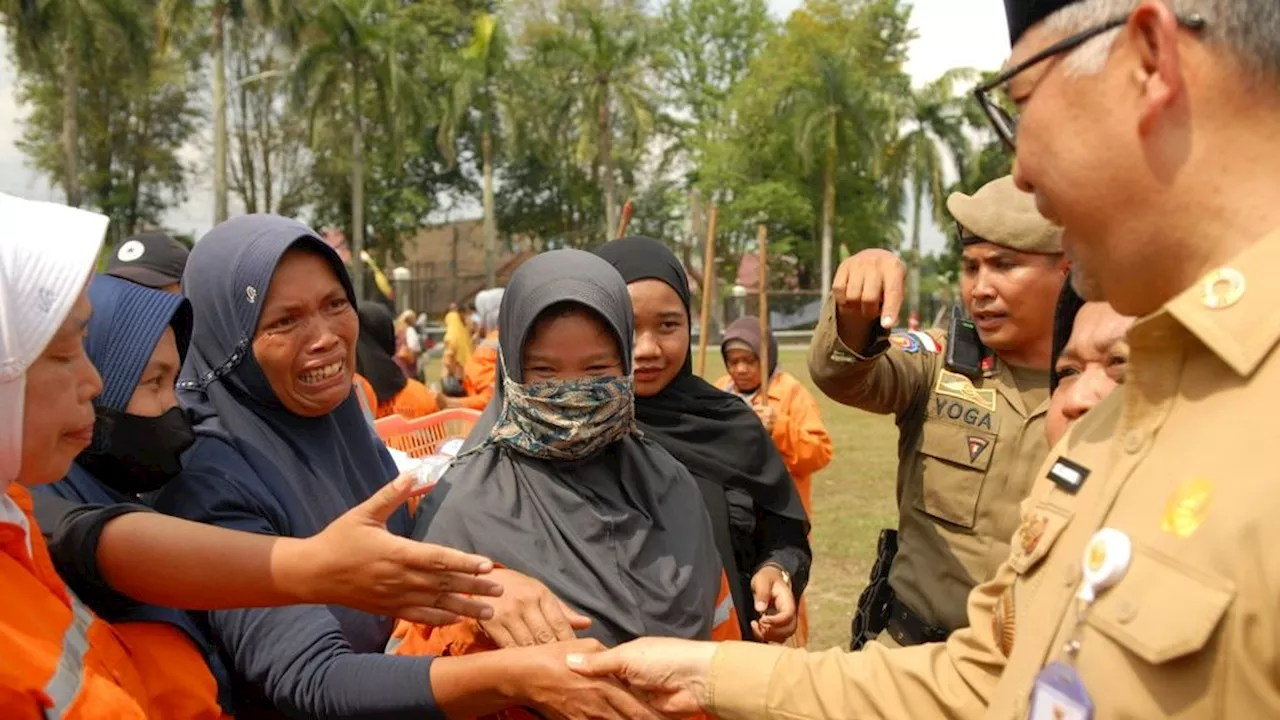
1086;540;1107;573
1018;515;1048;557
1162;478;1214;538
1201;268;1246;310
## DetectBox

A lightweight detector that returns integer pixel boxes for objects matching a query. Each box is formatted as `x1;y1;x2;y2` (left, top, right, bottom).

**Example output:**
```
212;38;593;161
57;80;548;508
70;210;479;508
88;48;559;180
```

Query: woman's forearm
430;654;524;717
97;511;311;609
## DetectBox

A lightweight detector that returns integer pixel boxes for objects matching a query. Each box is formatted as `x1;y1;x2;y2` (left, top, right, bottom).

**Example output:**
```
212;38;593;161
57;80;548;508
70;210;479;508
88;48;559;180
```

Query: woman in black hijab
413;249;731;649
595;236;812;644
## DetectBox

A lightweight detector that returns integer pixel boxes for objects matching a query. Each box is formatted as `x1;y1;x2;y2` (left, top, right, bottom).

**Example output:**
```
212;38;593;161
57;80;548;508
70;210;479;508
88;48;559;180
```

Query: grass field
426;346;899;651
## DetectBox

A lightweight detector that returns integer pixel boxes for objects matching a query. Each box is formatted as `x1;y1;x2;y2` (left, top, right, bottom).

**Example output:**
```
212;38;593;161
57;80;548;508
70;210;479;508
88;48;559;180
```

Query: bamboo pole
757;223;770;400
615;199;635;239
695;206;719;376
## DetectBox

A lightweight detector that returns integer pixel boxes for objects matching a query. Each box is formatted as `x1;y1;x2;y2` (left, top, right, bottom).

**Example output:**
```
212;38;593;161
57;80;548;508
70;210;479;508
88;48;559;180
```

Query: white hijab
475;287;506;334
0;194;109;491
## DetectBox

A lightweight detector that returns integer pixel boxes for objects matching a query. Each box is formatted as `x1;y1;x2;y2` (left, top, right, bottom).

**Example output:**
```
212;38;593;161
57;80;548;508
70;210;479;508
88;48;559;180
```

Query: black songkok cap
1005;0;1087;45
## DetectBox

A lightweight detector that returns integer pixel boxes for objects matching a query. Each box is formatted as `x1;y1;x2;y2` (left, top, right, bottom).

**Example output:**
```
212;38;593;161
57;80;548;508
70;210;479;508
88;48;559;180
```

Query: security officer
813;174;1066;649
566;0;1280;717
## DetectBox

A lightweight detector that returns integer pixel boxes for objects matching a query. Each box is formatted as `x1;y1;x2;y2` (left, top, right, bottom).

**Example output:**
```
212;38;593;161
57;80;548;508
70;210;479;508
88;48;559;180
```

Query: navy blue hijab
48;274;191;504
176;215;405;537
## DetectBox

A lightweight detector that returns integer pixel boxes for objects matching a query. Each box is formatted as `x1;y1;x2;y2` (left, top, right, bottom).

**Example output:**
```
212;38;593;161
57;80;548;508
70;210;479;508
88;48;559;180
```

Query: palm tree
534;1;656;239
438;12;507;288
292;0;418;299
885;68;976;318
2;0;145;207
778;44;888;298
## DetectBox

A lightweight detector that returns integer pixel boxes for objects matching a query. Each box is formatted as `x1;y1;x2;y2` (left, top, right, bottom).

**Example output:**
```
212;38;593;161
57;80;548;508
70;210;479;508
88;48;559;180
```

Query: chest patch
935;369;997;412
932;396;996;430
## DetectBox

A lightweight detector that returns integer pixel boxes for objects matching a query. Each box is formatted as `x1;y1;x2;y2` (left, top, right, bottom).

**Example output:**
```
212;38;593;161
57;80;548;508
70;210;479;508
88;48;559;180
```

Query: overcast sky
0;0;1009;254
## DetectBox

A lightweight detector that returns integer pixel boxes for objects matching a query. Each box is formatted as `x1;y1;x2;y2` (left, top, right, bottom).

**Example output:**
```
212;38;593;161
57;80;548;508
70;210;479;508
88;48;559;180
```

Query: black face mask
77;406;196;496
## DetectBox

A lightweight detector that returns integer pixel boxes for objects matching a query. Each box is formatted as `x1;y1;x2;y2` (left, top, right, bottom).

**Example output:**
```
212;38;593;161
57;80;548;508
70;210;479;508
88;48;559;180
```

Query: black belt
886;596;950;646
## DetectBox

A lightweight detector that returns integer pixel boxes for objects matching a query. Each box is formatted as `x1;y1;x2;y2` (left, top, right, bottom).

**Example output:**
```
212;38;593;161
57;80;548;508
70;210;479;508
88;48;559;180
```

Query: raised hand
830;249;907;351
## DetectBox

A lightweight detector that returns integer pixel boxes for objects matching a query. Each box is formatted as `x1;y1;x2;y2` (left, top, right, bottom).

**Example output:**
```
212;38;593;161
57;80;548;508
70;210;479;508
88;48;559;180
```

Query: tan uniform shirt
706;230;1280;719
808;301;1050;632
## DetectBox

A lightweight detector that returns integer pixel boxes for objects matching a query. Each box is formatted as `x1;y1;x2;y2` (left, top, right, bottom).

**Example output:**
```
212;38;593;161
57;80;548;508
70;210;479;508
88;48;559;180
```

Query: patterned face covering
492;374;638;461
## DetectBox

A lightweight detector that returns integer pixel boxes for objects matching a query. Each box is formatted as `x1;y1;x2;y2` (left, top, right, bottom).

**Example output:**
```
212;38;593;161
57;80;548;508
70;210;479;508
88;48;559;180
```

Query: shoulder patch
890;330;941;354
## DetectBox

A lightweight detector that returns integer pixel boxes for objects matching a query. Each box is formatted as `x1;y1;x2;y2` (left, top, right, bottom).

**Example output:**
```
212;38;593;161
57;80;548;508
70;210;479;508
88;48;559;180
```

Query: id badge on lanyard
1028;528;1132;720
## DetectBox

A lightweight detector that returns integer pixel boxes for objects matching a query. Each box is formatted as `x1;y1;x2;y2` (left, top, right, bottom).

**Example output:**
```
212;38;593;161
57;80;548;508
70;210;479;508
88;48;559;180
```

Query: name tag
1047;457;1090;494
1029;662;1094;720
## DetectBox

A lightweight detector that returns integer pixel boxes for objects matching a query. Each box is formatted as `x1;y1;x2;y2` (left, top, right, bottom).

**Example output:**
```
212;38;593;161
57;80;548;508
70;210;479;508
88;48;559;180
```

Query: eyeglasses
974;13;1208;150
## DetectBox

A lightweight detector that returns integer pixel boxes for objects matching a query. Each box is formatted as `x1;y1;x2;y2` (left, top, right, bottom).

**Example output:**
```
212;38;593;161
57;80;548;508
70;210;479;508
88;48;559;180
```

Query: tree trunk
820;113;837;298
351;71;366;300
909;175;924;320
598;80;617;241
481;128;497;287
60;36;80;207
213;1;228;223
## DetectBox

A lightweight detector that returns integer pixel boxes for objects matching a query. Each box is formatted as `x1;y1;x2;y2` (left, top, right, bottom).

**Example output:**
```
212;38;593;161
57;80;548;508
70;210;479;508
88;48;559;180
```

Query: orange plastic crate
375;408;482;459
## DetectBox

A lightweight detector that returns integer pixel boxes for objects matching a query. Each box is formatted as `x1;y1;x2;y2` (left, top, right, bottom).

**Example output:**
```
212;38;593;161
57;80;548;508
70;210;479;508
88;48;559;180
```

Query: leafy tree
226;18;309;216
524;0;658;239
9;0;202;238
2;0;147;207
438;11;509;286
291;0;426;298
885;67;975;317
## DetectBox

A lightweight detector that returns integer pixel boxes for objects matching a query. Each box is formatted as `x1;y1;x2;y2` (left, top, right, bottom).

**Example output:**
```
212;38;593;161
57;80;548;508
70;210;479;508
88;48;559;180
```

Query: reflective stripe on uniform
713;593;734;628
44;591;94;720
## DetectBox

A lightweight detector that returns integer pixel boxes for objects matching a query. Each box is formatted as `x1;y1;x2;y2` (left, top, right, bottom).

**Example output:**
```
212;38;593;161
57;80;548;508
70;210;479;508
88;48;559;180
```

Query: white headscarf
0;194;109;490
475;287;506;333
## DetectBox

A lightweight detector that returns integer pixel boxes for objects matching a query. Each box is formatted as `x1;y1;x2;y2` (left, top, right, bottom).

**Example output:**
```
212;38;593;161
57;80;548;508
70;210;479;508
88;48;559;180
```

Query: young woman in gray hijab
412;249;735;649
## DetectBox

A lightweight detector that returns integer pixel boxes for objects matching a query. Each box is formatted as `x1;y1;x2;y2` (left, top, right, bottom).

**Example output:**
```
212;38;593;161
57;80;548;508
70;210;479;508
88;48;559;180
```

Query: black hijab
594;236;808;525
356;302;408;405
177;215;406;538
415;249;723;646
1051;277;1086;393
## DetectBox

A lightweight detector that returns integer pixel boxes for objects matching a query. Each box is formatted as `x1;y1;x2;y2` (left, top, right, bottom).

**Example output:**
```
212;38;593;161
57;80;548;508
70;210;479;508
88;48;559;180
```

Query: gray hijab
413;249;723;645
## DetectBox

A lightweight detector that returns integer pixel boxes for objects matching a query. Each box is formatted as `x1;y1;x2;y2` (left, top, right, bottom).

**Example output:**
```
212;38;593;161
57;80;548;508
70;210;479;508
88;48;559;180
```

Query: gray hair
1045;0;1280;82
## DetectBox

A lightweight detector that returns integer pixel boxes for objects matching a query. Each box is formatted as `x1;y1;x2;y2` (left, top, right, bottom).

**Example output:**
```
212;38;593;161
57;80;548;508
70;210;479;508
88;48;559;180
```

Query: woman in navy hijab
151;215;659;720
39;273;232;714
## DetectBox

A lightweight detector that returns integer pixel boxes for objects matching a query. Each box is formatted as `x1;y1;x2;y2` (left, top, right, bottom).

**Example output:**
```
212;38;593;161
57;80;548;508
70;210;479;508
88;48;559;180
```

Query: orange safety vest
388;570;740;720
0;485;150;719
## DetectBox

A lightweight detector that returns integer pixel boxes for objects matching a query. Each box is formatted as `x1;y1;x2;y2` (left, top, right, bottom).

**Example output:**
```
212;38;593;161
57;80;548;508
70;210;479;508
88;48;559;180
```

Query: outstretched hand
480;568;593;647
298;473;503;625
566;637;719;718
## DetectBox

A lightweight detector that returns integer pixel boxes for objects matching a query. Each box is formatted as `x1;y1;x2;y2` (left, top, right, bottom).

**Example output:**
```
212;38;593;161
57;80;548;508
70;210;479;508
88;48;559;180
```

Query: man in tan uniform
824;175;1066;649
567;0;1280;717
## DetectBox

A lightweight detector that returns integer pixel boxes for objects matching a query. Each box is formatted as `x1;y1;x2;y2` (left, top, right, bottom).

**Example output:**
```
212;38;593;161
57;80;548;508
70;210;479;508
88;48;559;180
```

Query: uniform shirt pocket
1086;544;1235;664
914;421;997;529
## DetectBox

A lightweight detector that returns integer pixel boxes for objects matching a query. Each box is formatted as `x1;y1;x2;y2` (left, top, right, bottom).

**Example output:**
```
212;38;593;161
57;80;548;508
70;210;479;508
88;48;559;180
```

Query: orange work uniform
0;484;151;719
456;336;499;411
716;370;833;647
